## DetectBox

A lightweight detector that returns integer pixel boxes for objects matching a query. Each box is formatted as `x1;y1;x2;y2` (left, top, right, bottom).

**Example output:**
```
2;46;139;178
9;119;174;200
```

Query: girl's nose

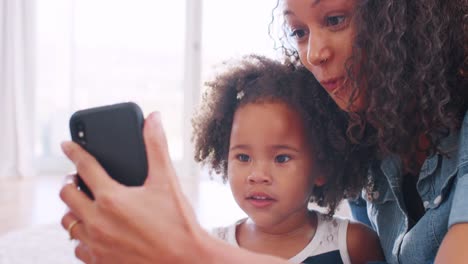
247;163;272;185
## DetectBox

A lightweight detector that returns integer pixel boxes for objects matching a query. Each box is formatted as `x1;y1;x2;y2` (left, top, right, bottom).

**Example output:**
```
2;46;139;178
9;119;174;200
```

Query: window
34;0;187;173
34;0;280;176
201;0;280;82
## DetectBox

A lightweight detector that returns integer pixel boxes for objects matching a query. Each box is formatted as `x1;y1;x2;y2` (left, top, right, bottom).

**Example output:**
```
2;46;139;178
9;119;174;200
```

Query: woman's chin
332;94;366;113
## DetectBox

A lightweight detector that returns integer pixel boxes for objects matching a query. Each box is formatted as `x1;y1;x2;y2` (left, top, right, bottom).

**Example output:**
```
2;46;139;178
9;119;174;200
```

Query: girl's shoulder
314;213;349;237
345;219;385;264
210;218;246;245
311;213;384;264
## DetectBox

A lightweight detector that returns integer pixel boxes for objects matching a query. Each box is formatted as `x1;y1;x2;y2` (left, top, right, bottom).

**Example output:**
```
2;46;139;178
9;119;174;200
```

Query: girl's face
227;101;324;231
282;0;365;111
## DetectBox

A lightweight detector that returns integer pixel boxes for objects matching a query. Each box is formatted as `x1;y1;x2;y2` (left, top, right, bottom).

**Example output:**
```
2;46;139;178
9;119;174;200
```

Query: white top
212;212;351;264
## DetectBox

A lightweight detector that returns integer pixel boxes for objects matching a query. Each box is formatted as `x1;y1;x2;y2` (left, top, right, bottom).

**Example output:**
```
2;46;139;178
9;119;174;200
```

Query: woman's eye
326;15;346;28
275;154;291;164
288;28;307;40
236;154;251;162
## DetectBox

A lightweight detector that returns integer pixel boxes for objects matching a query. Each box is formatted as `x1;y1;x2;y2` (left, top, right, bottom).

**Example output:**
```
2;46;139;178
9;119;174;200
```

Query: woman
280;0;467;263
60;0;467;263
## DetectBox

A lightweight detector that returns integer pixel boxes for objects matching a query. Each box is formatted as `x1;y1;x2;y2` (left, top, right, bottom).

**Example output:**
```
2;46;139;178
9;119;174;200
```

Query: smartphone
69;102;148;199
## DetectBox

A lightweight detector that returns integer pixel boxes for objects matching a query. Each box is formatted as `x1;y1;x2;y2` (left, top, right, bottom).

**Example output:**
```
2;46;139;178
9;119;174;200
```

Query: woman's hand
435;223;468;264
59;112;207;263
59;112;290;264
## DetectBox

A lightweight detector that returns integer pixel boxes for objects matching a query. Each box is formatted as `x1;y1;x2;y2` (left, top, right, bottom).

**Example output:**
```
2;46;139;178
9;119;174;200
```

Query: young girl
191;55;383;264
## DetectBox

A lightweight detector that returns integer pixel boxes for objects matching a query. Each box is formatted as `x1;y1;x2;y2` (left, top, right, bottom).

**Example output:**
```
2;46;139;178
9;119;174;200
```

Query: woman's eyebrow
283;0;321;16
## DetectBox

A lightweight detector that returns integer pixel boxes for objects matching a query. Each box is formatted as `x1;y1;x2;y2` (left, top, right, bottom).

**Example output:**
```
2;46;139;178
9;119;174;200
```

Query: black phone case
69;102;148;199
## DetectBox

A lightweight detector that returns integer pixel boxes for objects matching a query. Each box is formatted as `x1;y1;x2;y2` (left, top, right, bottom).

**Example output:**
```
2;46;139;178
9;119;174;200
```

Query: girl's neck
236;211;317;259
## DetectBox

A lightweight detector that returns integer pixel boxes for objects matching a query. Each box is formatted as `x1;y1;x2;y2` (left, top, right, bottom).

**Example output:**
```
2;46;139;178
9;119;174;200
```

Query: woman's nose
306;34;332;66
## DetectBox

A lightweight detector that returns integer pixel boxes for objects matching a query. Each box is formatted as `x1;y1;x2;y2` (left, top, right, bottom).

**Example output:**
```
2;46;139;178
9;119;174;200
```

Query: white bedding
0;224;80;264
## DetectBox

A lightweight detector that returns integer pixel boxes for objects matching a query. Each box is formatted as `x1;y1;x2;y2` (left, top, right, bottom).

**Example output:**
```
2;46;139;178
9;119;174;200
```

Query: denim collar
379;154;403;188
379;129;461;184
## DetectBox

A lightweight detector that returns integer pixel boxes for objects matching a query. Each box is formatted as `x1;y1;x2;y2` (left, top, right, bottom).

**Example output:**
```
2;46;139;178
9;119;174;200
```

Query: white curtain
0;0;35;178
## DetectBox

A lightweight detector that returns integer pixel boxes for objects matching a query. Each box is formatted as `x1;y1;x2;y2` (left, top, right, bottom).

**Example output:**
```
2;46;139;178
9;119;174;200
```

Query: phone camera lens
75;121;87;145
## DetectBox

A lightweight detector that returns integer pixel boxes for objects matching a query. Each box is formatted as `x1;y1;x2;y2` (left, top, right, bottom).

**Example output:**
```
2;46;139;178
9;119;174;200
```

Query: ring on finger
67;219;81;240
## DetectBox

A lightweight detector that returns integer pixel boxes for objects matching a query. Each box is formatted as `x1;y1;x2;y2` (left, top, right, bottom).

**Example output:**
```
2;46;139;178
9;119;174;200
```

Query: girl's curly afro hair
192;55;373;215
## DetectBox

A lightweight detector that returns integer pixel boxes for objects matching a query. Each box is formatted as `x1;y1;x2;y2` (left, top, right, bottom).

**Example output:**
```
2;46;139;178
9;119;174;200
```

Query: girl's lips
320;77;345;94
247;198;276;208
246;192;276;208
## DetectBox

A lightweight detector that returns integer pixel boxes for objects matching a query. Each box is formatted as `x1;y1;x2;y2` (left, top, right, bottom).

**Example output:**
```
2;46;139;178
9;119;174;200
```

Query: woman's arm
435;223;468;263
59;112;290;264
435;156;468;264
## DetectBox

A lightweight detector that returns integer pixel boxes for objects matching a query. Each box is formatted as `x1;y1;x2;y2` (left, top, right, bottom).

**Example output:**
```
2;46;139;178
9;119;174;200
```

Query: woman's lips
320;77;345;94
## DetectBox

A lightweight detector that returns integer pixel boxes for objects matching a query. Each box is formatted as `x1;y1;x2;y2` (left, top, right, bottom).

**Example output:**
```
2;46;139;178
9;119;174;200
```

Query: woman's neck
402;134;431;175
236;211;317;259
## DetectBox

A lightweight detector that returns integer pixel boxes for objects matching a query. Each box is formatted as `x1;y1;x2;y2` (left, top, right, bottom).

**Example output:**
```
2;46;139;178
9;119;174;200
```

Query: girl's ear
313;175;327;187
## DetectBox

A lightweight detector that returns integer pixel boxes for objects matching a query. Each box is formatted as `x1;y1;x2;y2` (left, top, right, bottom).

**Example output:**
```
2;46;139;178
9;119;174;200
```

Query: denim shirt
352;110;468;264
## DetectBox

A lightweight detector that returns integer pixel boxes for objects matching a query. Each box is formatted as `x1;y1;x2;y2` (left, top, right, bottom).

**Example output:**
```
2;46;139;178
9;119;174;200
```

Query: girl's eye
325;15;347;29
236;154;251;162
275;154;291;164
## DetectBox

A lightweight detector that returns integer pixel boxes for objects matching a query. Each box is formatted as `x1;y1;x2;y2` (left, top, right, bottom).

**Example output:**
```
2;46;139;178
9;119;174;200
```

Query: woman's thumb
143;112;178;188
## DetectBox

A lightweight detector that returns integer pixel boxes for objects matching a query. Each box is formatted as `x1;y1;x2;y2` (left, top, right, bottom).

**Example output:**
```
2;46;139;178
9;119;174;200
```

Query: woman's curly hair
273;0;468;172
192;55;372;215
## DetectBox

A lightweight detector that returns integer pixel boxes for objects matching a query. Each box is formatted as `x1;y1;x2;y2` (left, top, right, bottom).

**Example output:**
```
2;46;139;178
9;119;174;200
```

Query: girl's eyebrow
229;145;300;153
229;145;250;151
271;145;300;153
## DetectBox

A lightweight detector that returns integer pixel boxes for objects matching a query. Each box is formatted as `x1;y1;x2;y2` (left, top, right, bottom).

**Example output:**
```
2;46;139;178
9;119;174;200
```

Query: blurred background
0;0;350;251
0;0;284;236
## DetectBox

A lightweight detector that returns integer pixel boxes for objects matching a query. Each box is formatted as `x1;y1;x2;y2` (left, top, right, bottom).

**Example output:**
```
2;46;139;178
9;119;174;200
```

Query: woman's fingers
61;211;87;242
61;141;120;196
59;181;93;220
57;112;202;263
62;173;78;186
142;112;198;224
143;112;178;188
75;242;93;264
